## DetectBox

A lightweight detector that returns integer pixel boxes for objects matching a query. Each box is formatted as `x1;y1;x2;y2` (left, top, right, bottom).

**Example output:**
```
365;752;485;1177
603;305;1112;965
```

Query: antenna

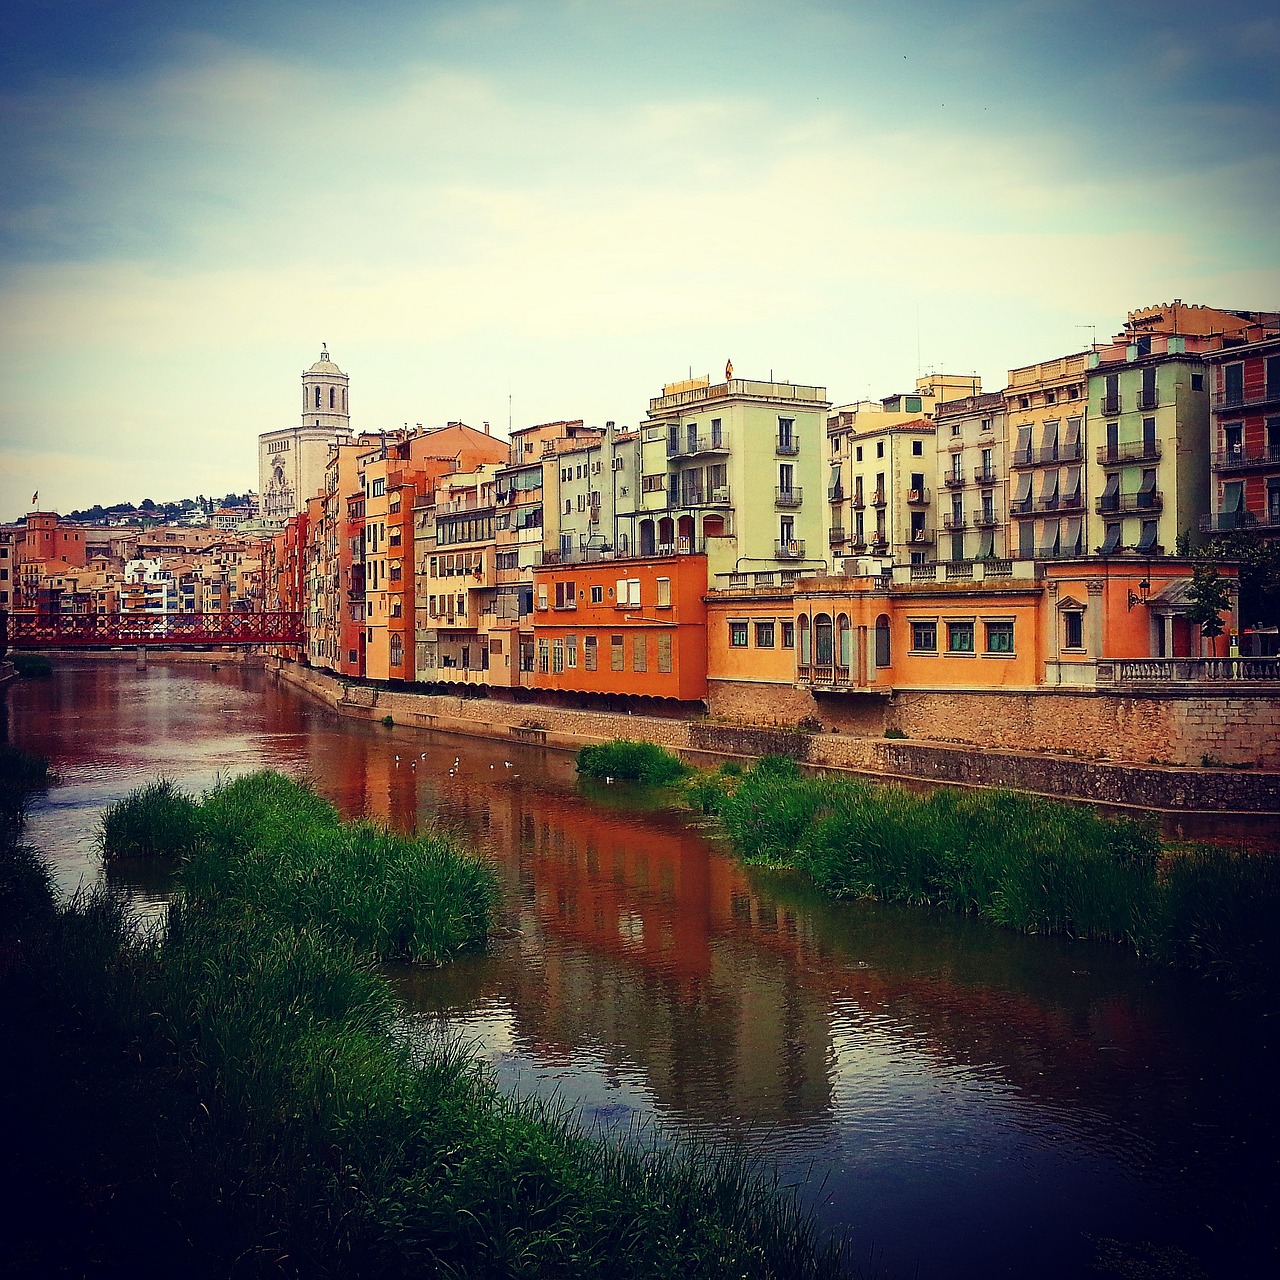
1076;324;1097;349
915;302;921;376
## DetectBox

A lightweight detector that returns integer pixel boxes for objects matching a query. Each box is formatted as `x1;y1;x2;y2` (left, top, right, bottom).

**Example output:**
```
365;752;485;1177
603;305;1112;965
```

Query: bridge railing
1;611;305;648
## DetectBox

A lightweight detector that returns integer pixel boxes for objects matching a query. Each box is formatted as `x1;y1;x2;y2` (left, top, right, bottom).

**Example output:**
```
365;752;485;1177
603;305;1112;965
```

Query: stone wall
270;659;1279;814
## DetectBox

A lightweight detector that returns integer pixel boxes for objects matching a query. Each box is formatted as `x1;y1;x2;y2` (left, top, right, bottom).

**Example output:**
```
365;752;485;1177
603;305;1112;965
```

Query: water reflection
5;661;1278;1278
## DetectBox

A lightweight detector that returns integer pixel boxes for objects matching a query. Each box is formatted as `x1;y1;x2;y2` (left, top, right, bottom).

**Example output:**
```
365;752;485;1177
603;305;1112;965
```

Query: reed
17;769;846;1277
11;652;53;678
702;755;1273;993
576;739;690;785
98;777;203;860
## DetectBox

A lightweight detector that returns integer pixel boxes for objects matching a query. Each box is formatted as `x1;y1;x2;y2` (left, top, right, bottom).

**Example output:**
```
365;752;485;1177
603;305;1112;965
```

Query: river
4;659;1278;1278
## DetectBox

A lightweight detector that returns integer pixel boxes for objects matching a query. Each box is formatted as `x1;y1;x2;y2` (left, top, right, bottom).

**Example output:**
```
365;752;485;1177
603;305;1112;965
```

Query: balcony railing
1011;443;1084;467
973;509;999;527
851;493;866;509
1212;385;1280;413
908;529;934;544
1213;446;1280;472
1097;657;1280;684
796;663;854;688
828;526;846;544
943;473;966;489
1096;491;1163;515
775;487;803;508
1010;498;1035;516
827;484;844;502
1199;510;1280;532
973;467;998;484
1097;441;1162;465
871;490;887;507
775;436;800;456
942;514;967;530
907;488;931;505
1135;390;1159;411
774;538;807;559
1101;394;1121;414
668;431;730;457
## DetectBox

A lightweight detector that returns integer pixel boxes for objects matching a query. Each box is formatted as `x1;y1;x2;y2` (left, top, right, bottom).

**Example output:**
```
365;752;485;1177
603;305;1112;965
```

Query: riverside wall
267;658;1280;815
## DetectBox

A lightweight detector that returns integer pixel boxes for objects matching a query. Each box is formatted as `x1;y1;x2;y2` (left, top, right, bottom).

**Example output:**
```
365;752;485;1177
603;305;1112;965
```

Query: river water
4;660;1278;1278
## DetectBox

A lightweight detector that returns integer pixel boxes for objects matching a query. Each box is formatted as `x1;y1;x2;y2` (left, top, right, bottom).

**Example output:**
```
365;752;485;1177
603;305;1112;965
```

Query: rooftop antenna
1076;324;1097;349
508;383;512;436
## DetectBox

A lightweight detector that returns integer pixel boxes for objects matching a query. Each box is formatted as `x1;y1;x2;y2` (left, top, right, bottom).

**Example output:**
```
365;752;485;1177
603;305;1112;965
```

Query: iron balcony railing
1098;442;1162;465
943;473;966;489
942;514;967;530
1212;446;1280;472
775;436;800;456
1212;385;1280;412
1011;443;1084;467
775;487;803;508
774;538;807;559
667;431;730;457
973;467;998;484
1135;389;1159;411
1096;491;1163;515
1101;394;1121;414
907;488;931;505
1199;510;1280;532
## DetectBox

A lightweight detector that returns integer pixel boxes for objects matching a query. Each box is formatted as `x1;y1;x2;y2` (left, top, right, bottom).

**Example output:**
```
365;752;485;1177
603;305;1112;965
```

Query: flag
31;491;38;506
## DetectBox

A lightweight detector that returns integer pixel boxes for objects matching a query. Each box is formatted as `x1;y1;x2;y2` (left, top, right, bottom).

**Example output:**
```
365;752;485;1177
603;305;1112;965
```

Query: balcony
1097;441;1162;466
909;529;934;545
1096;491;1164;515
851;492;866;509
1135;389;1159;411
1213;384;1280;413
942;514;968;530
906;487;931;506
1011;443;1084;467
668;430;730;458
973;467;999;484
775;538;807;559
827;484;845;502
1101;394;1121;415
775;487;803;508
1010;498;1035;516
871;490;887;508
1097;657;1280;685
943;473;967;489
1213;446;1280;473
973;509;999;527
1200;510;1280;533
775;435;800;457
829;526;846;545
795;663;855;689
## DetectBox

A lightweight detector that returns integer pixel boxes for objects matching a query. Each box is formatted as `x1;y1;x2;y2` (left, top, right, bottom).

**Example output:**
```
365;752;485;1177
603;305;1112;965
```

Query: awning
1014;471;1033;501
1064;466;1082;500
1040;469;1060;502
1040;419;1059;452
1016;426;1032;457
1102;472;1120;498
1064;517;1083;555
1101;523;1122;554
1038;521;1061;558
977;527;995;558
1136;520;1159;551
1139;469;1157;492
1064;416;1082;452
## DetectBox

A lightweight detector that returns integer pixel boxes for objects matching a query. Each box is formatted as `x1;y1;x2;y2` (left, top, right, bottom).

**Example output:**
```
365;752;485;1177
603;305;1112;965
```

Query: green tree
1184;563;1232;654
1201;529;1280;629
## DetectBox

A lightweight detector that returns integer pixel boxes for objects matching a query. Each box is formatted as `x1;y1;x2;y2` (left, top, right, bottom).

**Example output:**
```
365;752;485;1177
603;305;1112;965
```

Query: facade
1005;352;1090;560
1203;331;1280;538
258;346;353;527
933;392;1008;562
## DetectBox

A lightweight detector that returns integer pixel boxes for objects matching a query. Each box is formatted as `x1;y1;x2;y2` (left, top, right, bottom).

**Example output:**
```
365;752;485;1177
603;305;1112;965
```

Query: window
855;446;863;462
371;478;385;497
555;579;576;609
567;634;577;667
876;440;884;459
537;638;550;673
729;620;749;647
912;440;923;456
633;633;647;672
657;633;672;673
656;576;671;607
781;620;795;648
611;634;624;671
874;614;891;667
590;584;603;603
1063;612;1084;650
985;621;1014;653
584;635;598;670
755;620;775;648
948;621;975;653
911;621;937;652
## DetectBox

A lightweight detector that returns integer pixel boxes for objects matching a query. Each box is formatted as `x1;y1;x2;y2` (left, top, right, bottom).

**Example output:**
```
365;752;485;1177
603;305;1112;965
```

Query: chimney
483;421;490;434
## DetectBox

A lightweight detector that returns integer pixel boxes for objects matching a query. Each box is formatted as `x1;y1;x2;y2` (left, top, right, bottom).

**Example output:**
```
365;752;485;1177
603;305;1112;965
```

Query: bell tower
300;344;351;431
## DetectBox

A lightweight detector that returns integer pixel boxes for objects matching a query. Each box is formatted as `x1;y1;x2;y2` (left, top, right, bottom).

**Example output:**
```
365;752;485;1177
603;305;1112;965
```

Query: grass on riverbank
694;755;1280;997
576;738;690;785
8;767;849;1279
12;652;53;678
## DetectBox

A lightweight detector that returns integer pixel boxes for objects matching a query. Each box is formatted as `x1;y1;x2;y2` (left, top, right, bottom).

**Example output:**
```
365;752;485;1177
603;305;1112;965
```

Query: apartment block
934;392;1008;562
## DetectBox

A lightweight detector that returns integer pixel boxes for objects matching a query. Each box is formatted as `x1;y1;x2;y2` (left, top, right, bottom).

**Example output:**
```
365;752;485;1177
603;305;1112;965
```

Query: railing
943;473;966;489
1011;443;1084;467
3;610;304;648
1101;394;1121;414
910;564;936;582
1213;446;1280;472
1199;511;1280;532
871;490;887;507
774;539;807;559
668;431;730;457
796;663;853;688
943;514;967;530
827;484;844;502
1096;491;1163;514
775;436;800;456
1135;389;1159;411
1098;442;1162;465
1010;498;1035;516
909;529;934;544
851;493;866;509
775;487;803;507
829;526;846;544
973;467;998;484
1097;657;1280;684
907;488;931;505
1212;385;1280;412
973;509;999;527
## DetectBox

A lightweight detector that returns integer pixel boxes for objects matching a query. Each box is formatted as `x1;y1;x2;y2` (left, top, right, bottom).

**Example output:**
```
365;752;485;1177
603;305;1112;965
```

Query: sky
1;0;1278;520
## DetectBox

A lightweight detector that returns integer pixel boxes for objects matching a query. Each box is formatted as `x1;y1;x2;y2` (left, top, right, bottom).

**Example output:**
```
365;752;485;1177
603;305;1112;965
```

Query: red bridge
2;611;304;649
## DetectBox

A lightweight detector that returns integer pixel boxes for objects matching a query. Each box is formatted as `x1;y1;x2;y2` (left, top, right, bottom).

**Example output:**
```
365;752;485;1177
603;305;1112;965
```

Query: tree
1184;563;1232;654
1201;529;1280;630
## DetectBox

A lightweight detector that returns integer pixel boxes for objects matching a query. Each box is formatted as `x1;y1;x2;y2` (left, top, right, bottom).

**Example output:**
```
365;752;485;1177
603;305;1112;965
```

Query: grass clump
12;652;53;678
0;765;849;1277
99;778;203;860
698;757;1279;995
577;738;690;785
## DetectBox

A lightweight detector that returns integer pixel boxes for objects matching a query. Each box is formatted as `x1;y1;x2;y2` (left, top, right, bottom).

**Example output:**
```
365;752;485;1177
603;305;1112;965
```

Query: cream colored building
258;346;353;528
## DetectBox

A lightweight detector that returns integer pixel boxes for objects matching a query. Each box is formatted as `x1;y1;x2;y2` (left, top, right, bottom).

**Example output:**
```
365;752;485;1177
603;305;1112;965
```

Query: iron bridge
2;611;304;649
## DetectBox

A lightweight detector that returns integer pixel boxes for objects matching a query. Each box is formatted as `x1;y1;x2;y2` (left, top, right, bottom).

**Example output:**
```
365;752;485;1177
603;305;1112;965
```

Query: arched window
799;614;812;665
343;389;347;413
639;520;655;556
815;613;833;665
314;385;321;408
330;386;335;408
838;613;852;668
874;614;891;668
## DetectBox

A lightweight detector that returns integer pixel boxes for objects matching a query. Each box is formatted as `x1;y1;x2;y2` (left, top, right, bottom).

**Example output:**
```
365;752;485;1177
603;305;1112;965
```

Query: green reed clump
98;777;204;860
704;757;1280;991
26;769;847;1278
12;652;53;678
0;744;50;837
577;739;690;785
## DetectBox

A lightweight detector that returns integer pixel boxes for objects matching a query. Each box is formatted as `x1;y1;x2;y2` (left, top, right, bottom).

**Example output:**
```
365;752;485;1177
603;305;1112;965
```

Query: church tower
259;345;354;528
300;344;351;432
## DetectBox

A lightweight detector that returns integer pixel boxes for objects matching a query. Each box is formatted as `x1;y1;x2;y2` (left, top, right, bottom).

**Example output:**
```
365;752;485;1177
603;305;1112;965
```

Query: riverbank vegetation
576;738;690;785
686;754;1280;997
11;652;53;678
1;763;849;1278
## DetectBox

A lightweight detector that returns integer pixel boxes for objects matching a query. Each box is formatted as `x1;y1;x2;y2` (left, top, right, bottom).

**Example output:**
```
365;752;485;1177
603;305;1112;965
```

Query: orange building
530;553;708;703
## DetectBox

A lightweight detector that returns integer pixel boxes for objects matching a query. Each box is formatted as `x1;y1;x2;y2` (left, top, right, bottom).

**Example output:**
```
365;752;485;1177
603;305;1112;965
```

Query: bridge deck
2;611;304;648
